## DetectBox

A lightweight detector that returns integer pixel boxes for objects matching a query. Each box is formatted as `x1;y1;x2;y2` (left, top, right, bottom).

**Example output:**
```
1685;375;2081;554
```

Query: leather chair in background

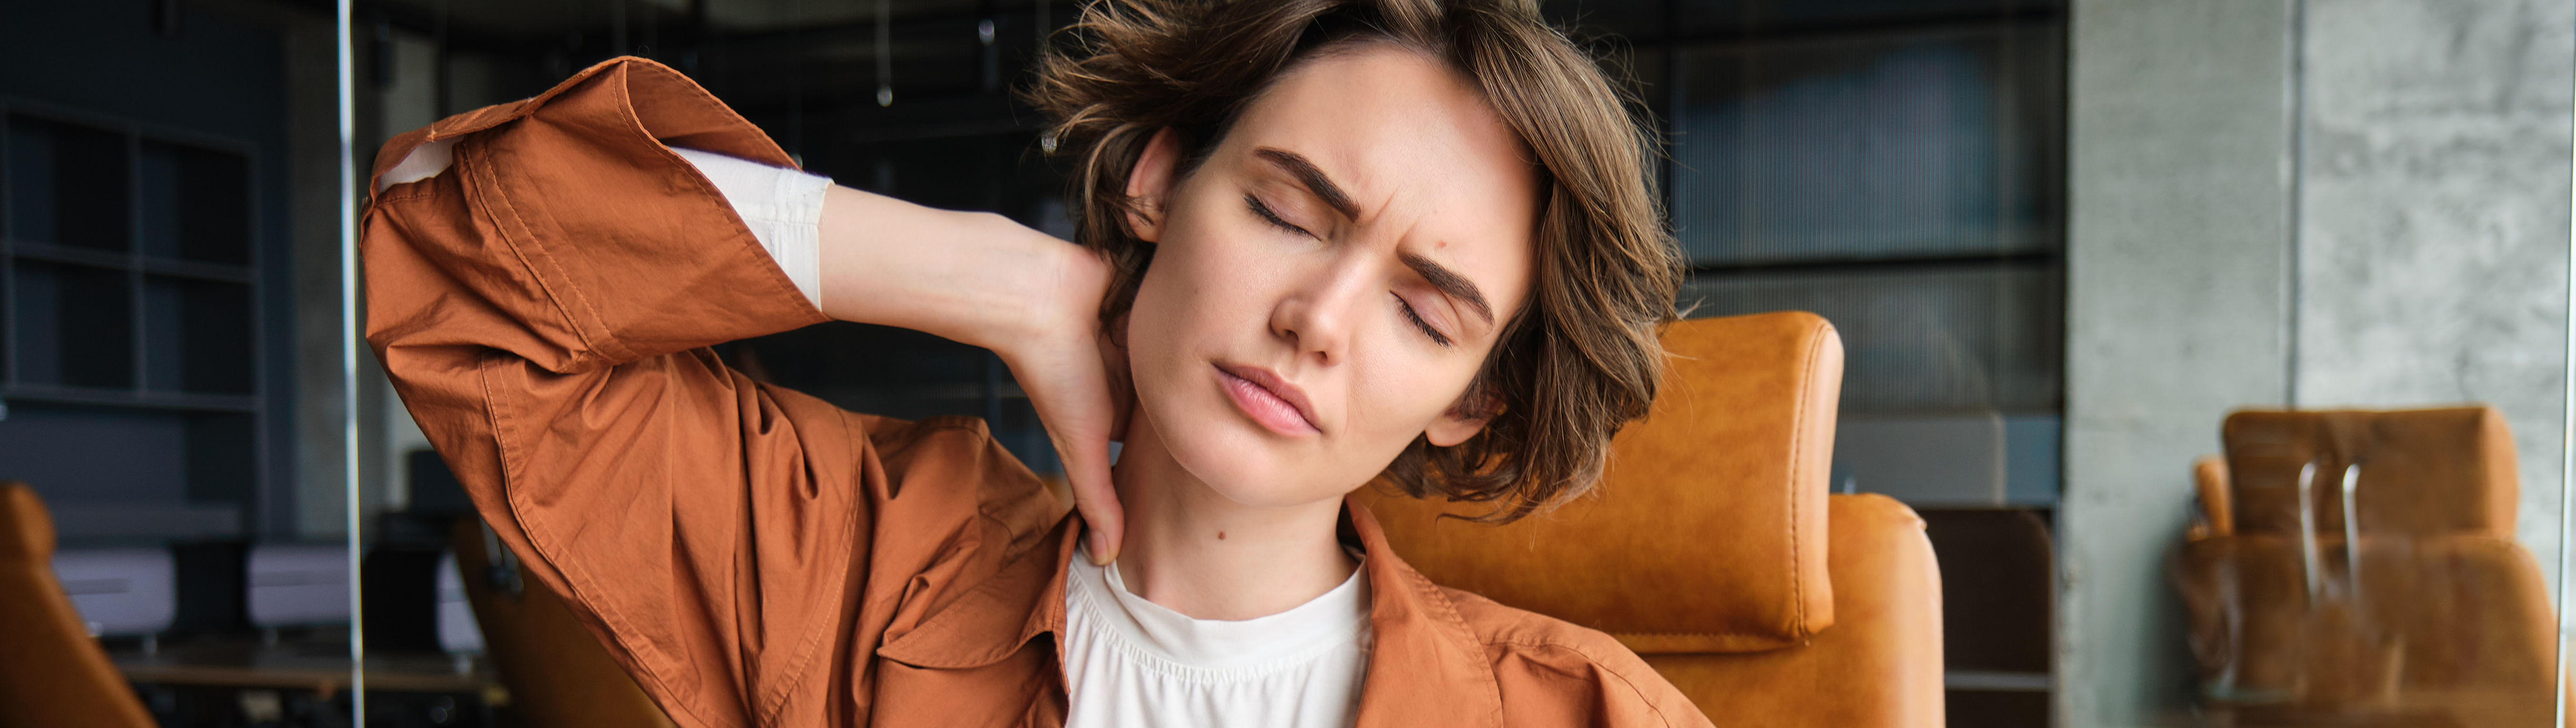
1358;311;1946;726
0;482;158;728
2172;407;2564;726
449;517;676;728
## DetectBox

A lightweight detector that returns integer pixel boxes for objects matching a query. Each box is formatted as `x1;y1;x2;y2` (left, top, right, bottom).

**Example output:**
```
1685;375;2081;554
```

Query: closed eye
1244;194;1314;238
1396;294;1454;347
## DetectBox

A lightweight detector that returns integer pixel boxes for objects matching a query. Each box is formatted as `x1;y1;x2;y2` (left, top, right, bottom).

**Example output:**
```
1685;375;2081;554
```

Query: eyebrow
1253;147;1360;220
1250;147;1493;326
1400;252;1495;325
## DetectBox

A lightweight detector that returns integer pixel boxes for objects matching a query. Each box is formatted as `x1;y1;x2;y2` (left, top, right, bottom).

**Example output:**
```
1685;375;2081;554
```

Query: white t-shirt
1063;546;1371;728
381;142;1377;728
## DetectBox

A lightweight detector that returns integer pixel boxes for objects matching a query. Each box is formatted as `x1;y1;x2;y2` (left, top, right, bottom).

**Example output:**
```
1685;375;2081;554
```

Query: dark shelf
1687;250;2060;278
143;275;255;395
11;258;134;389
0;384;259;413
138;140;252;266
5;113;130;252
137;256;255;284
9;239;130;268
0;3;293;543
8;241;258;284
1;99;271;540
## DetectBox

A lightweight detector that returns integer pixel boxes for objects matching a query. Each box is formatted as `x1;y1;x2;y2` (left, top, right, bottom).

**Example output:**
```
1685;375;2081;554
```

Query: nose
1269;255;1373;367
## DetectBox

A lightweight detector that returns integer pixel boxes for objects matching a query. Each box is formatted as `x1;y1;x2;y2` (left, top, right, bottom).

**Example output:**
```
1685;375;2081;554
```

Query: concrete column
2295;0;2574;593
2063;1;2298;726
265;6;353;540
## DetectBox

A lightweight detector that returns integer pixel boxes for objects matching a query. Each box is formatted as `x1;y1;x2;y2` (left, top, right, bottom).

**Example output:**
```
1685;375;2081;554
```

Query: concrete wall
2062;1;2573;726
2296;0;2574;582
2064;2;2299;724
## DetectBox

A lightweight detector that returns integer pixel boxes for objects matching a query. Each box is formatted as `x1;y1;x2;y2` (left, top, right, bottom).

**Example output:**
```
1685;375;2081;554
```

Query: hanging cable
876;0;893;106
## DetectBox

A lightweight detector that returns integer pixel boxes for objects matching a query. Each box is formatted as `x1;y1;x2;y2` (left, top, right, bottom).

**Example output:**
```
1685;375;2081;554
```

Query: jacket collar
1344;498;1508;727
874;497;1505;727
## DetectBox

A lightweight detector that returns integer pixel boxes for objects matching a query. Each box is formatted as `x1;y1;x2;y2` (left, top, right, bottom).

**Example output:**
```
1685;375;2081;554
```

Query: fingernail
1088;532;1113;565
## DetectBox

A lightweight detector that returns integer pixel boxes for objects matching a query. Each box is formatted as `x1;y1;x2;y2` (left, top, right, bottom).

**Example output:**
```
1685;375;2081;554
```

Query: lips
1215;363;1320;436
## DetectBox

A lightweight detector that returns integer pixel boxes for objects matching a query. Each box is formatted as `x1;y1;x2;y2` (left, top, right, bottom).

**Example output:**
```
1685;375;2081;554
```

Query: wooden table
110;639;507;704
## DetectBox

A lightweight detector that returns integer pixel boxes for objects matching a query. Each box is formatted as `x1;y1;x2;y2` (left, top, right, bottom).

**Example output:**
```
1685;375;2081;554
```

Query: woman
364;0;1696;724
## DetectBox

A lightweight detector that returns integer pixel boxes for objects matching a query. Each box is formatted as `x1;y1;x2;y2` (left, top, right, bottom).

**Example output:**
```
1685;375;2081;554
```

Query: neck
1108;414;1359;621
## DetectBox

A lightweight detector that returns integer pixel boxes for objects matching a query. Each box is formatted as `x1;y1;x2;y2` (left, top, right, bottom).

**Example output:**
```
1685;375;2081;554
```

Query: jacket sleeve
361;57;1053;727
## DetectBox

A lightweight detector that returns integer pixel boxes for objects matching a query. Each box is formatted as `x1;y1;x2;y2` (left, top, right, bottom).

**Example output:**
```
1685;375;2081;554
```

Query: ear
1124;128;1183;243
1424;399;1494;448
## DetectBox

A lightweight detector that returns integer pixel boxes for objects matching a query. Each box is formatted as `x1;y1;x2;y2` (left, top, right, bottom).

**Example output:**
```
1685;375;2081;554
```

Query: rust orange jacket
362;57;1712;728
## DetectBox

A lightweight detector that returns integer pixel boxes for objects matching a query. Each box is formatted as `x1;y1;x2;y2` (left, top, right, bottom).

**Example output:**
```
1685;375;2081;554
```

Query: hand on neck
1105;415;1361;622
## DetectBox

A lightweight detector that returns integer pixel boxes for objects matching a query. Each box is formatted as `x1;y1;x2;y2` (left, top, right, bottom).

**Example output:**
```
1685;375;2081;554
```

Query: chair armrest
2193;455;2234;537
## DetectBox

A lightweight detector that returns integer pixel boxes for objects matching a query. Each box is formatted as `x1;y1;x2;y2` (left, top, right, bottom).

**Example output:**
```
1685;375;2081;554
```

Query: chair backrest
1359;311;1840;652
2221;407;2517;537
0;482;157;728
1359;312;1946;725
448;517;675;728
2178;406;2562;726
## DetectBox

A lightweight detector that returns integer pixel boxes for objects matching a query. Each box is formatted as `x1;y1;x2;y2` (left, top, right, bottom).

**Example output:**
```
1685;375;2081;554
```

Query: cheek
1129;212;1273;344
1345;347;1482;452
1123;256;1192;400
1122;224;1243;398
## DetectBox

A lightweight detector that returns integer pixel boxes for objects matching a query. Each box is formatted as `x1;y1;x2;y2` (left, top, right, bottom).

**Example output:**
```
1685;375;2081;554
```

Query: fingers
1040;364;1124;565
1009;343;1126;566
1056;430;1125;566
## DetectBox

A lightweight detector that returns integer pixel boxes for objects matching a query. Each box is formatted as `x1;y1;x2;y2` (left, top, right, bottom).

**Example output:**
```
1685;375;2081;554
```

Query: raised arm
382;90;1133;569
362;57;1104;726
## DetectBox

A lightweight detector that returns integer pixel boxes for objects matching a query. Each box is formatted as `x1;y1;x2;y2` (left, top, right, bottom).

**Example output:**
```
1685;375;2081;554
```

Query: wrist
816;189;1063;346
981;219;1110;358
812;184;1110;358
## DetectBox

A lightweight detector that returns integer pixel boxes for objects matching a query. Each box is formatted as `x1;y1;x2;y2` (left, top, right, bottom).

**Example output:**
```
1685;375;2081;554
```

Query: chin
1140;391;1355;509
1161;417;1327;507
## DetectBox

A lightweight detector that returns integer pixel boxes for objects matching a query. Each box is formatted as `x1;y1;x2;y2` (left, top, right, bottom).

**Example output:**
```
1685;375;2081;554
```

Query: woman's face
1122;44;1541;507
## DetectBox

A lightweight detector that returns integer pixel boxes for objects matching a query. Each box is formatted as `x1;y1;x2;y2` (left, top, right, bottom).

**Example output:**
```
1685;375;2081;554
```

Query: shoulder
1438;586;1715;728
853;410;1069;546
731;380;1068;563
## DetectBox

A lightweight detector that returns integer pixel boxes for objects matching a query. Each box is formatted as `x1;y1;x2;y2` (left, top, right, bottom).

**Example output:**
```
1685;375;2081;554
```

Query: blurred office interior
0;0;2569;726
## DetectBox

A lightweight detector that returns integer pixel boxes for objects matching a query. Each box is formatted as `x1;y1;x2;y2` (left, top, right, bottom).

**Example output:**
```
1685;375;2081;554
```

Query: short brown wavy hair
1027;0;1679;522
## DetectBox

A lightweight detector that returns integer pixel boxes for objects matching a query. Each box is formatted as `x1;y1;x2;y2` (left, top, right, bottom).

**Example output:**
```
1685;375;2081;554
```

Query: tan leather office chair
2172;407;2565;727
0;482;158;728
1358;311;1946;726
449;518;676;728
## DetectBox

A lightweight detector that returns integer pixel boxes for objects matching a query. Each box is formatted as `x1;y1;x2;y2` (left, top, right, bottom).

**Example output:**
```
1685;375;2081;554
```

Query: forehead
1213;46;1542;297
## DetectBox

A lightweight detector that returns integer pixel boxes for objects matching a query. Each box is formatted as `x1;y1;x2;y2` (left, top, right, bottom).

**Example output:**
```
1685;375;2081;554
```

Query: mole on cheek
1217;531;1227;540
